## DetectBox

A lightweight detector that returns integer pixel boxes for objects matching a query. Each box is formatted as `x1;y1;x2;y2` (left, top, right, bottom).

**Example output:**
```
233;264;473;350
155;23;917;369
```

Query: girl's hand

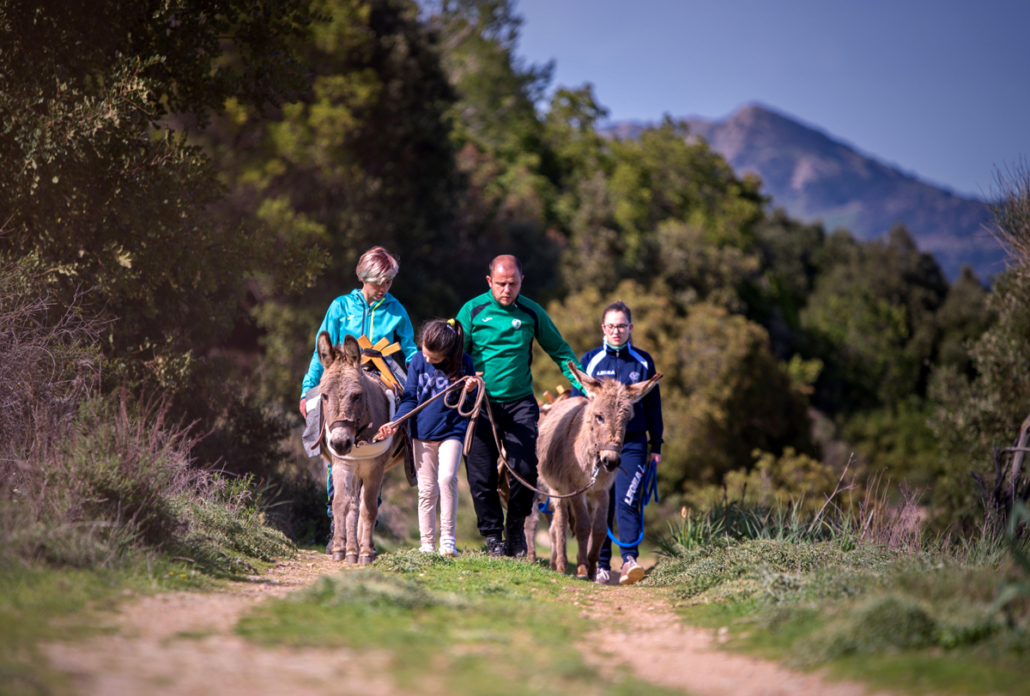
375;424;397;442
463;376;478;390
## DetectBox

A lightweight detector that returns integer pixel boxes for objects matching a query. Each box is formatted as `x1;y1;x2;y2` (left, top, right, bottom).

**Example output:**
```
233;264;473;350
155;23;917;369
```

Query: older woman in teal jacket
299;246;418;417
299;247;417;545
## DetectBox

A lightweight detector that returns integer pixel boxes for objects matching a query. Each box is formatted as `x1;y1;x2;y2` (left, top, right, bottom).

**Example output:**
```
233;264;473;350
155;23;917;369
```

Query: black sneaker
325;519;334;555
485;534;505;557
505;515;527;559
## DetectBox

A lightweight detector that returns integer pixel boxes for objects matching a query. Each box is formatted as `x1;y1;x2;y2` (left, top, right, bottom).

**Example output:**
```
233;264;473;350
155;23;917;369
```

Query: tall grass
655;465;923;557
1;393;293;574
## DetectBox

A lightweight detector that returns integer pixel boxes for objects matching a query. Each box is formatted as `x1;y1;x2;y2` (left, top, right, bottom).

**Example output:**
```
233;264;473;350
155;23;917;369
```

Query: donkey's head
317;332;373;458
567;361;662;472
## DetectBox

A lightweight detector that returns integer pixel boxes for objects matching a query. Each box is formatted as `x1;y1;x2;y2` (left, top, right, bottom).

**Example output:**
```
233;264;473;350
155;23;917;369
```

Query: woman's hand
299;397;308;418
375;423;398;442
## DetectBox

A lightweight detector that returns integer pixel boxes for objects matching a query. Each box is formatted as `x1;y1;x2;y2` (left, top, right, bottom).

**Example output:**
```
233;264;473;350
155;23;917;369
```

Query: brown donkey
316;332;403;564
537;361;661;579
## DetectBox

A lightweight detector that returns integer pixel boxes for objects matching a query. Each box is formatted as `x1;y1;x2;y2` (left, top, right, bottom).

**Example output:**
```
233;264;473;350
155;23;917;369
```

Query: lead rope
375;376;602;500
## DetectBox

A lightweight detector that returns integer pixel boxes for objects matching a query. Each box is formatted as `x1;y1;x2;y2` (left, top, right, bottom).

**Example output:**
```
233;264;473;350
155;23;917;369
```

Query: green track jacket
457;291;583;402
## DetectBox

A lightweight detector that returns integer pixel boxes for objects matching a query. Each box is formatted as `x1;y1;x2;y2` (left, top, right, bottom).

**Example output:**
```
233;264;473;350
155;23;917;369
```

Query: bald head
489;255;522;276
486;255;524;306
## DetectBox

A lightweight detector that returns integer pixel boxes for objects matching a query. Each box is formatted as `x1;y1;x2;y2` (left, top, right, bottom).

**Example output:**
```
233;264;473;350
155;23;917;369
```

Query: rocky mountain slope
606;105;1004;281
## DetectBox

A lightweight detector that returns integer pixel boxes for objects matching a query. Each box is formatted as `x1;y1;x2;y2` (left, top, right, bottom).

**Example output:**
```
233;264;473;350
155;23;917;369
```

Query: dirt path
579;584;888;696
43;552;887;696
43;550;402;696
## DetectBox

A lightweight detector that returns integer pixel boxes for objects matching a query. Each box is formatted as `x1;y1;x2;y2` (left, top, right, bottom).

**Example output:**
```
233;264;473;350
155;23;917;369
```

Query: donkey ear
342;334;363;366
568;361;602;399
626;372;662;404
317;331;337;369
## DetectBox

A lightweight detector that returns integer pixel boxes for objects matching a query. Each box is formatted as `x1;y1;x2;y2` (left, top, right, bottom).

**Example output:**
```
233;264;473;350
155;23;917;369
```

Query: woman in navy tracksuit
573;301;663;586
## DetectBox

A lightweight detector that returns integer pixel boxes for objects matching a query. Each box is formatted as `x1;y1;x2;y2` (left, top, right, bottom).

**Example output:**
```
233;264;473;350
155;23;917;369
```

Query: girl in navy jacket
573;301;663;585
377;320;476;556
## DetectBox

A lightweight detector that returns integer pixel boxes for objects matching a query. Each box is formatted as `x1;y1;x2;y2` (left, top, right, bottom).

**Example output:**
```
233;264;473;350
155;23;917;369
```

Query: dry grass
0;258;292;574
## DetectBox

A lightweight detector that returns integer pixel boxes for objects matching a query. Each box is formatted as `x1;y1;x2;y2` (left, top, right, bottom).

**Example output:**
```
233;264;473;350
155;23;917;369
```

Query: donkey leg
570;495;592;579
548;510;558;571
344;475;362;564
551;500;569;574
525;505;539;563
586;492;610;580
331;463;356;562
358;468;384;564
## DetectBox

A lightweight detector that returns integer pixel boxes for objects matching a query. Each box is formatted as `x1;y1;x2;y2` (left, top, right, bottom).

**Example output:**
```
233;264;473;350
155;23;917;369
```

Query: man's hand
299;397;307;418
650;452;661;466
375;423;398;442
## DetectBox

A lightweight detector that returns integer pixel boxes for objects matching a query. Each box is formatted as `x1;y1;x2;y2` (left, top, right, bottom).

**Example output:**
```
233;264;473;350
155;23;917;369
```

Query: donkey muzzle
598;444;622;472
327;420;355;457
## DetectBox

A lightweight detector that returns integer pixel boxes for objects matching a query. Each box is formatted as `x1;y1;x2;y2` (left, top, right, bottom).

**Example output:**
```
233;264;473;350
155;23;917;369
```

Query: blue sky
514;0;1029;200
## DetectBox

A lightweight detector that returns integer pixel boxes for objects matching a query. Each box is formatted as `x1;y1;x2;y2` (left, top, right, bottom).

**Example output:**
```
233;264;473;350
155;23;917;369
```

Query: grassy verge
646;515;1030;695
237;550;683;696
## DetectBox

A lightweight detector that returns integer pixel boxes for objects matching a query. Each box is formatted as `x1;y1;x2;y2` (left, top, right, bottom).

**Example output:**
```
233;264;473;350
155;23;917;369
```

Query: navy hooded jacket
572;342;663;454
394;351;476;442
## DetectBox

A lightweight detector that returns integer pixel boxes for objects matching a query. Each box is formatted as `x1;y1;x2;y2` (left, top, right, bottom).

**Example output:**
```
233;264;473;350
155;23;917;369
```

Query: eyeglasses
602;324;629;332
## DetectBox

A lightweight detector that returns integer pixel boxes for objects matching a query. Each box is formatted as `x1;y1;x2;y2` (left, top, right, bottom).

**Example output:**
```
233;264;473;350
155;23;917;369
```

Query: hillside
606;105;1004;281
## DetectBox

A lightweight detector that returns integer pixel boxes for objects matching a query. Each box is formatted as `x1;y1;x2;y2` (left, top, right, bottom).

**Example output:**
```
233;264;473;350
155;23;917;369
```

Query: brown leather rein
374;377;606;500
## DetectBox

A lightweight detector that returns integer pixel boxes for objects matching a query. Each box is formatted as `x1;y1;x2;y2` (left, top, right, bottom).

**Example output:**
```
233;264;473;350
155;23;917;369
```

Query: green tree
202;0;467;404
802;226;949;411
930;271;1030;521
534;281;813;496
0;0;322;391
561;119;766;298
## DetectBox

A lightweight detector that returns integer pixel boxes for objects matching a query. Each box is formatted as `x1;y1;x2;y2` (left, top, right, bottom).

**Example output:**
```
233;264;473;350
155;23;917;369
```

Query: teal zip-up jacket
300;289;418;398
457;291;583;402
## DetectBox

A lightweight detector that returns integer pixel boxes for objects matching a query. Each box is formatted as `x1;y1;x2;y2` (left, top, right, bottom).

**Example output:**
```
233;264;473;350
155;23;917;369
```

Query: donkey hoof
332;551;346;562
576;565;589;579
345;554;359;565
359;555;374;566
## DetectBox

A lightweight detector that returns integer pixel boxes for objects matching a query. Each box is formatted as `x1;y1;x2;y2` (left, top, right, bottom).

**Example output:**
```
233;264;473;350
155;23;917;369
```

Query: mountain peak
681;105;1001;280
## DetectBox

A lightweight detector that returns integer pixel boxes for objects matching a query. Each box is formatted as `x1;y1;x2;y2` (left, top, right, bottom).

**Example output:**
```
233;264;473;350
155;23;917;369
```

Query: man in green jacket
457;255;583;558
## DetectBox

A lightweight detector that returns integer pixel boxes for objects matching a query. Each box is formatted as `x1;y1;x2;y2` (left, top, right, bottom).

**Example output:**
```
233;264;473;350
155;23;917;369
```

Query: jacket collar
604;340;631;357
350;288;394;308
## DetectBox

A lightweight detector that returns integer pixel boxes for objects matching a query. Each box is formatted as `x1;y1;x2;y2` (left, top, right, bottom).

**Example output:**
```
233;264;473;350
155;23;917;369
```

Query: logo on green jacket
512;319;522;329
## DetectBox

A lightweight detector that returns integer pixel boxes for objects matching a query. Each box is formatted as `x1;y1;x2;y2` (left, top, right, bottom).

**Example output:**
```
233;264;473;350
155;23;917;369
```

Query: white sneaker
420;544;436;553
440;542;458;557
619;557;645;585
595;567;611;585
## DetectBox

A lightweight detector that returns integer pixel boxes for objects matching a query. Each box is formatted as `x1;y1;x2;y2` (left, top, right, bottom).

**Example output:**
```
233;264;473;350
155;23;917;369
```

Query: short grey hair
356;247;400;285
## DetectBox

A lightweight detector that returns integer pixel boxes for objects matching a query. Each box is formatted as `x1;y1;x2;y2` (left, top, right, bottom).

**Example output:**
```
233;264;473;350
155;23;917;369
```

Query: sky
514;0;1030;200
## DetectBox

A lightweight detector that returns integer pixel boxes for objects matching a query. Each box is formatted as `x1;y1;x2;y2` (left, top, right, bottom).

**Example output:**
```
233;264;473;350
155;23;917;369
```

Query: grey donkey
537;361;661;579
316;332;404;564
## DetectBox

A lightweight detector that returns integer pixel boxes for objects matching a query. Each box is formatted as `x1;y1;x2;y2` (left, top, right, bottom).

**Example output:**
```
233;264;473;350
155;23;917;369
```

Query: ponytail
419;319;466;381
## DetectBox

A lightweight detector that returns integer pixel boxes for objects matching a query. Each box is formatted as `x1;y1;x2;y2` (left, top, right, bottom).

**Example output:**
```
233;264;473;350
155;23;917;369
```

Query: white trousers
414;438;462;547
